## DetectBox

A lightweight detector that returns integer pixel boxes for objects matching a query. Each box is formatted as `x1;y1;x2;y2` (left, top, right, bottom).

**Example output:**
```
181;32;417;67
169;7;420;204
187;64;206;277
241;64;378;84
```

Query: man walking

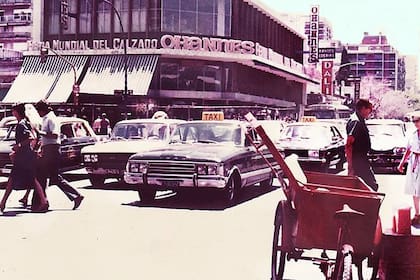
345;99;378;191
34;100;84;210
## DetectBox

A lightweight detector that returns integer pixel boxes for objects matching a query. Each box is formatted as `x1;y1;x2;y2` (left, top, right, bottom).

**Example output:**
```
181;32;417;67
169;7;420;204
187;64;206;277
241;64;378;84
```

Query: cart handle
302;182;386;203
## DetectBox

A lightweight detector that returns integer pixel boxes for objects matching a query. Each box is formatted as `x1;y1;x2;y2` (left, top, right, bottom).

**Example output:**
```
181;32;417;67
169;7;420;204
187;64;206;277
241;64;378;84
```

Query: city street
0;169;416;280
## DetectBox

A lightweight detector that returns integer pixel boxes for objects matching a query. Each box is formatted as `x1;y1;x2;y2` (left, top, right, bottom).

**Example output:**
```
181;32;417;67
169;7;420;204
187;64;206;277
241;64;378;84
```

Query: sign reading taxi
202;111;224;121
300;116;317;122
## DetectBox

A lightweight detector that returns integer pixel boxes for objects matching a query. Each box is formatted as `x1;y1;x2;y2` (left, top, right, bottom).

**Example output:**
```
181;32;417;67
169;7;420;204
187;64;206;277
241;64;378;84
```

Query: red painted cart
245;115;385;280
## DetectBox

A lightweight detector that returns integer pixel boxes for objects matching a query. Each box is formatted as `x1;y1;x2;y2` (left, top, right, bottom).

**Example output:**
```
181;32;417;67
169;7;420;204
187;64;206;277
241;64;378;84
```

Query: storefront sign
318;48;335;59
321;61;333;94
160;35;255;54
308;5;319;63
60;0;69;30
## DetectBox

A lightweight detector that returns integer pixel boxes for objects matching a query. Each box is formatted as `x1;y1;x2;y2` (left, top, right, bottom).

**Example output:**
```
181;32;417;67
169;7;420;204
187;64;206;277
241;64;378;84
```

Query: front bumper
124;172;227;190
368;154;403;167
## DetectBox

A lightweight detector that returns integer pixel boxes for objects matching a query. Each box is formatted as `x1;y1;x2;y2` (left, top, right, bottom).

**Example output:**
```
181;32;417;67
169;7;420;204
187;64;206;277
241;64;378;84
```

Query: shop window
63;0;77;35
113;0;129;33
160;63;179;90
162;9;179;33
179;11;196;34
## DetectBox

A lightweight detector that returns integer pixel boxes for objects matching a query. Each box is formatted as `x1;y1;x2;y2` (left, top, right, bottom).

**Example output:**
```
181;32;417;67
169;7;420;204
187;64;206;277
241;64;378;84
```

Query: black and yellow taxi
0;116;97;175
124;112;279;204
277;119;346;172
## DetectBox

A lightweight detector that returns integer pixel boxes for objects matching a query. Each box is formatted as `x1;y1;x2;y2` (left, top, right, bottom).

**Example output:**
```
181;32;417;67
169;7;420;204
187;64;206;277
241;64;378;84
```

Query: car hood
81;139;169;154
129;143;243;162
277;138;330;150
370;134;406;151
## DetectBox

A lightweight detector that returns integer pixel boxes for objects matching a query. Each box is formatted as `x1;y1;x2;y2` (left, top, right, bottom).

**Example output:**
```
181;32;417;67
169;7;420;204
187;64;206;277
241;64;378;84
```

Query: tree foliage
359;76;410;119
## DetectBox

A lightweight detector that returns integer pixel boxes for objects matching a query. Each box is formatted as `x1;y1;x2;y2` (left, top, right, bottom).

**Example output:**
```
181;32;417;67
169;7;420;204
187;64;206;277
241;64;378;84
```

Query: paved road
0;170;415;280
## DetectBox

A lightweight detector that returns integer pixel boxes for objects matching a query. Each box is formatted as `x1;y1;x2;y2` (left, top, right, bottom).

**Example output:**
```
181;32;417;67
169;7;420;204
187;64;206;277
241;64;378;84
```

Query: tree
359;75;410;119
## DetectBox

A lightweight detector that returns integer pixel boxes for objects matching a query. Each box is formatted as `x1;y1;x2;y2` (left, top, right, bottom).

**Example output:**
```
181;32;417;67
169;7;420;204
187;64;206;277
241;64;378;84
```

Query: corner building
5;0;318;120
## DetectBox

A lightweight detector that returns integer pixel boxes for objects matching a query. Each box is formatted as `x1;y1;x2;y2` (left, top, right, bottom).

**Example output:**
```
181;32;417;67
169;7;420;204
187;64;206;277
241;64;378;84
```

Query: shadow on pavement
82;180;137;191
0;207;30;217
122;185;279;211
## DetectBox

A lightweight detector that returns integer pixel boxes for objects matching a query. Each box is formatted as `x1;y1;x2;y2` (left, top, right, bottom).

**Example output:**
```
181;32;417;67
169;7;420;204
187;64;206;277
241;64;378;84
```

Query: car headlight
84;154;98;163
196;164;222;175
393;147;406;155
308;150;320;158
128;162;148;173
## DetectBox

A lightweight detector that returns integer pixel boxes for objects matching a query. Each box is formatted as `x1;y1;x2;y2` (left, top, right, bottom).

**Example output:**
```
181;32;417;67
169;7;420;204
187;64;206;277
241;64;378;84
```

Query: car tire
138;187;156;203
223;175;240;205
260;174;274;189
89;175;105;187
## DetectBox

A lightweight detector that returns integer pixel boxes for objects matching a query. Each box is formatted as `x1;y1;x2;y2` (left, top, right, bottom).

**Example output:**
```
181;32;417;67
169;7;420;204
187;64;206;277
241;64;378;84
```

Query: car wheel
138;187;156;203
223;176;240;205
336;161;344;171
89;175;105;187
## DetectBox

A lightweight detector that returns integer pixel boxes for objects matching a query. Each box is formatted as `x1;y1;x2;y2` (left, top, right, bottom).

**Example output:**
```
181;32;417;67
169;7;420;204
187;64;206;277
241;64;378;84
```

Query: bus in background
304;103;352;120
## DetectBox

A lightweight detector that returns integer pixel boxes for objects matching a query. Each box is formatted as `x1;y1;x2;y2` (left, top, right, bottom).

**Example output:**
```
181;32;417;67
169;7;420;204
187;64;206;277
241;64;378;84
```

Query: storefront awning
79;55;159;95
3;55;87;103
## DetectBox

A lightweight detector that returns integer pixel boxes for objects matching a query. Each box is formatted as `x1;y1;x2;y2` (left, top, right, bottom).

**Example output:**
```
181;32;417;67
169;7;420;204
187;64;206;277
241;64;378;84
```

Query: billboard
321;61;333;94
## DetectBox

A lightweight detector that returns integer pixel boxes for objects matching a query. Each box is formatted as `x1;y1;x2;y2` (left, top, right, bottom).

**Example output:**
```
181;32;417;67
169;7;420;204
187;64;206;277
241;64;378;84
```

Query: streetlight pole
99;0;128;119
40;47;79;107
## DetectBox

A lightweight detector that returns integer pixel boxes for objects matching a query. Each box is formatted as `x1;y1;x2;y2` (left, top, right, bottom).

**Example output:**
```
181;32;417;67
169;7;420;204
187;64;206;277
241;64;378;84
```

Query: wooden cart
245;116;385;280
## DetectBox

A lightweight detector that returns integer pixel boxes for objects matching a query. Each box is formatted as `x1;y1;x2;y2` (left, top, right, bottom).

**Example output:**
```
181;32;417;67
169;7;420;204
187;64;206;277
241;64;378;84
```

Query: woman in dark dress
0;103;49;213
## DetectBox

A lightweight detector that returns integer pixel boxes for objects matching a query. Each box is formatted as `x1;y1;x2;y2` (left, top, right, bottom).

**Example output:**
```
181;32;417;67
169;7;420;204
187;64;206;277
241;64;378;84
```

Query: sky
261;0;420;56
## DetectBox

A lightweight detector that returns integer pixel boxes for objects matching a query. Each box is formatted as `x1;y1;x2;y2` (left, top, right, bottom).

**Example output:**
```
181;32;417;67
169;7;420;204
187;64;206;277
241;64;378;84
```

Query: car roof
114;118;185;125
179;120;244;125
286;121;335;127
366;119;404;125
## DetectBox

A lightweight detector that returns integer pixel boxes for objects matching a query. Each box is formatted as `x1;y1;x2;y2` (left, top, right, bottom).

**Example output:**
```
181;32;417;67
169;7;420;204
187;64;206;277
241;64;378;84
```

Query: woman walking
0;103;49;213
398;113;420;225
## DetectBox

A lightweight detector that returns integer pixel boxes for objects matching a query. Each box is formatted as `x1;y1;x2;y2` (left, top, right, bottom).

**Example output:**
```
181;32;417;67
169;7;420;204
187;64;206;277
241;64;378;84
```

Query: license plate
160;180;180;188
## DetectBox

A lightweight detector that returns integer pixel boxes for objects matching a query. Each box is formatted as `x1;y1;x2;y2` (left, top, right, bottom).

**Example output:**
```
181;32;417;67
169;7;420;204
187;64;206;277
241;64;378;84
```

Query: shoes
73;195;84;210
411;215;420;226
31;202;49;213
19;198;28;208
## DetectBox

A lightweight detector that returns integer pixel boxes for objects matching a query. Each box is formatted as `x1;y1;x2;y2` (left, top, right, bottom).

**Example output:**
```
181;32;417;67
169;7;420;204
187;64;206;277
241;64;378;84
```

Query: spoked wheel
271;201;287;280
333;244;353;280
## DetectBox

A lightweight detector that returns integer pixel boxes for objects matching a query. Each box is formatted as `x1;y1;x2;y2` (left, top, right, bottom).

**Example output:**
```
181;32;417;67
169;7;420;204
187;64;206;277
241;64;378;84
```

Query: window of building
132;0;147;32
97;1;111;33
63;0;77;34
160;61;227;92
79;0;92;34
48;1;60;35
161;0;231;36
113;0;129;33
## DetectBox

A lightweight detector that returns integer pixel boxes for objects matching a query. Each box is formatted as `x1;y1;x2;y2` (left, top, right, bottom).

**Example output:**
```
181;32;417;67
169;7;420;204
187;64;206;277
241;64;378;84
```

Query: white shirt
40;111;60;146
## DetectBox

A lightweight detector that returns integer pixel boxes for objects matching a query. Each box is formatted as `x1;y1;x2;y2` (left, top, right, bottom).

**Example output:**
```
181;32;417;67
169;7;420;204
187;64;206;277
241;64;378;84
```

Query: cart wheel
333;244;353;280
271;201;287;280
138;187;156;203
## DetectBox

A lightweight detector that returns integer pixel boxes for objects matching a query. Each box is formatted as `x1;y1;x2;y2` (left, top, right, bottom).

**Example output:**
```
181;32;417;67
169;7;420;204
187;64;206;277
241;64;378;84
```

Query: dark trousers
353;156;379;191
37;144;81;201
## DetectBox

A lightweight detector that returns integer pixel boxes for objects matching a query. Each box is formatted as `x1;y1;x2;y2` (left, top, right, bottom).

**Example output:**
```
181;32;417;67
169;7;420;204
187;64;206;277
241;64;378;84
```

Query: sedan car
81;118;184;187
124;120;279;204
0;116;97;175
366;119;407;172
277;122;346;172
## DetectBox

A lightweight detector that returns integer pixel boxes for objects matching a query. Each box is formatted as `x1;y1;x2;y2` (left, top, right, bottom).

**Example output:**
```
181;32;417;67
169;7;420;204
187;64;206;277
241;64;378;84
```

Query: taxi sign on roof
202;111;224;121
300;116;317;122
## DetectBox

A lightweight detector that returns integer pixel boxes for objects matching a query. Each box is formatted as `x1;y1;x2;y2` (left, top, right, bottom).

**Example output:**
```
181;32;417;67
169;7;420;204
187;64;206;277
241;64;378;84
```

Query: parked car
0;116;97;175
0;116;17;140
277;122;346;172
124;119;279;204
257;119;287;143
81;118;185;187
366;119;408;172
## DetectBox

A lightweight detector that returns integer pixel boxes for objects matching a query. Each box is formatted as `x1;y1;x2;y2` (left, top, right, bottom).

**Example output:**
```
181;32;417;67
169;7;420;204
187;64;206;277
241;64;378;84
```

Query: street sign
318;48;335;59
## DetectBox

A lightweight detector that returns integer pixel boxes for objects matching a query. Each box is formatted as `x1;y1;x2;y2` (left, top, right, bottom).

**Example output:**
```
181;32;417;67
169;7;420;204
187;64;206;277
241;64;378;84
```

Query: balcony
0;13;32;26
0;31;31;42
0;0;31;8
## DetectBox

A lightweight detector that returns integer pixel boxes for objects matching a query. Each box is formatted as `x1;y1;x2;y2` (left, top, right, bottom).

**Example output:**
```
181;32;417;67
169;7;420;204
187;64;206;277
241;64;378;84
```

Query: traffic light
40;48;48;63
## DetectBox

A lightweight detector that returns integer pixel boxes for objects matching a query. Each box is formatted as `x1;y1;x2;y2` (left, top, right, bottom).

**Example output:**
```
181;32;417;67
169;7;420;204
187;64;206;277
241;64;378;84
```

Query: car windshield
111;122;168;140
367;124;404;137
280;125;331;143
171;122;242;145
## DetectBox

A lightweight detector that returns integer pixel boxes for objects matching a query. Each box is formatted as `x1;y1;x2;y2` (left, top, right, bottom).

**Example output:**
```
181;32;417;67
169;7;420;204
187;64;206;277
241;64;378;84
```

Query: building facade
345;32;404;91
4;0;318;121
0;0;35;95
